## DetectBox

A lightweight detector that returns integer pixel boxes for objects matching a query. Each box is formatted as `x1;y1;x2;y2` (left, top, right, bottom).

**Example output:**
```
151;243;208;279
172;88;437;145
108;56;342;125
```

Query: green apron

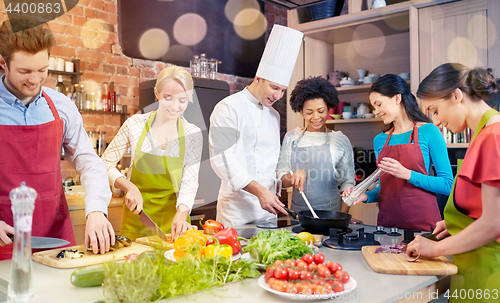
444;109;500;302
120;113;189;241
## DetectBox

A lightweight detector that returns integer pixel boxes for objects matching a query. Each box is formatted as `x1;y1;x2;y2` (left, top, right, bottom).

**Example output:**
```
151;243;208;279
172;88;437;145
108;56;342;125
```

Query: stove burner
323;228;380;250
373;226;387;234
388;227;401;236
292;225;352;236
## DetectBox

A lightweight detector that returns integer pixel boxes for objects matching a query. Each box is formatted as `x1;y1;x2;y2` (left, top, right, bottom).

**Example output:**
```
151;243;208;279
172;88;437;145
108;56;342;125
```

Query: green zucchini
71;264;105;287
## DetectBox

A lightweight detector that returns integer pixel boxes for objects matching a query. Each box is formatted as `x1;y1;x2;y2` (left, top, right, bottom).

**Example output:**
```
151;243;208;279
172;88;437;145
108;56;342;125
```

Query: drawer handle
191;214;205;221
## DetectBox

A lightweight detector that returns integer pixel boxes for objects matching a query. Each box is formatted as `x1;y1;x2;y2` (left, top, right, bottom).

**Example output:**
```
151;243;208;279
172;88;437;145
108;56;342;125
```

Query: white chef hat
256;24;304;87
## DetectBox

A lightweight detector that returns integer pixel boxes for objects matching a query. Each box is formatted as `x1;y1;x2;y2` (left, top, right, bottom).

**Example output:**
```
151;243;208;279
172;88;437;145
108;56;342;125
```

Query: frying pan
284;207;351;234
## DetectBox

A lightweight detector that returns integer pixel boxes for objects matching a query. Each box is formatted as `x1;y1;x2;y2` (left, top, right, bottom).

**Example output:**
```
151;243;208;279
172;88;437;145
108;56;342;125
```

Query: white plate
258;275;357;300
241;252;266;270
164;249;241;262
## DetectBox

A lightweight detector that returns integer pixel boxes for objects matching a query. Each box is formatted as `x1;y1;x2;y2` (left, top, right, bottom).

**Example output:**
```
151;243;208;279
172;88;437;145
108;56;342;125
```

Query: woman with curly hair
277;76;356;215
407;63;500;299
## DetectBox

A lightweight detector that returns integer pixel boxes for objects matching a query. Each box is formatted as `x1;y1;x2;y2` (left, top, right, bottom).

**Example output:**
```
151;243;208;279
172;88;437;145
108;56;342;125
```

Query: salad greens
102;250;260;302
242;229;314;265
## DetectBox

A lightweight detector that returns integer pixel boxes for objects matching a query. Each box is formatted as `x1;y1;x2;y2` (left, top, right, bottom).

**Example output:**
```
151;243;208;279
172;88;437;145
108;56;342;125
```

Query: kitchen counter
0;224;447;303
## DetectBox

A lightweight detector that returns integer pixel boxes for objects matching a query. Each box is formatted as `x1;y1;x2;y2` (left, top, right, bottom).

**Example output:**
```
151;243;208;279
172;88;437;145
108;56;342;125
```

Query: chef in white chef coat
209;25;304;227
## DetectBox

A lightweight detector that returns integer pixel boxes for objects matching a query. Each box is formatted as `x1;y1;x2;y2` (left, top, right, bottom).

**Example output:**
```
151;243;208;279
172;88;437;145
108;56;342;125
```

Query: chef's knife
7;234;70;249
138;210;170;242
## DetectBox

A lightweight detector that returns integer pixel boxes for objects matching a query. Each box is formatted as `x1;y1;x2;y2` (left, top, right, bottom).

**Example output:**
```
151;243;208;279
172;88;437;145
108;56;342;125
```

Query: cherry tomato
275;280;287;292
314;285;325;295
296;261;308;270
285;259;296;267
324;261;334;272
302;285;313;295
302;253;314;265
265;266;274;281
294;282;304;293
328;262;342;274
332;280;344;292
336;270;350;283
274;268;288;280
308;263;318;272
273;260;284;267
285;282;296;294
300;271;312;280
288;269;300;280
323;283;333;293
313;253;325;264
318;267;331;278
267;277;276;288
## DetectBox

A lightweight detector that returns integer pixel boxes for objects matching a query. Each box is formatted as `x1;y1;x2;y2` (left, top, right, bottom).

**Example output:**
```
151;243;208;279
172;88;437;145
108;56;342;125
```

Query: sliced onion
403;251;420;262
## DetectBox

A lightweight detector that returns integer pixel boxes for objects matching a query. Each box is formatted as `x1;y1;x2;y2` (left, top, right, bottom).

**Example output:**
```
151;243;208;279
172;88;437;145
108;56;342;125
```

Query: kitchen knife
7;234;70;249
138;210;171;242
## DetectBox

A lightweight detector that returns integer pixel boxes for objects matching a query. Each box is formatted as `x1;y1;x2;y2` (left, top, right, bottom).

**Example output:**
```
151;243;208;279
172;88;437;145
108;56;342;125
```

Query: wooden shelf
326;118;383;124
337;83;372;93
446;143;469;148
79;110;128;117
48;59;81;84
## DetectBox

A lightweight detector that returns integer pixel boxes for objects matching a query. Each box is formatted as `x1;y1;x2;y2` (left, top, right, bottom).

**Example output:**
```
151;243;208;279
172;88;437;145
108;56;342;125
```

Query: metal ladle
290;171;319;218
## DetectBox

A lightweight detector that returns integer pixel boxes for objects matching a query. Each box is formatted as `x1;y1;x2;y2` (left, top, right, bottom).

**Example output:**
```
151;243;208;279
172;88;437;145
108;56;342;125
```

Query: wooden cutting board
362;246;458;275
134;235;174;250
32;243;151;269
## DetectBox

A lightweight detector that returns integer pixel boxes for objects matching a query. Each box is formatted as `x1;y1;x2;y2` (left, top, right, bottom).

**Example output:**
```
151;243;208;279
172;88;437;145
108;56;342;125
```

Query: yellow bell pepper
204;243;233;260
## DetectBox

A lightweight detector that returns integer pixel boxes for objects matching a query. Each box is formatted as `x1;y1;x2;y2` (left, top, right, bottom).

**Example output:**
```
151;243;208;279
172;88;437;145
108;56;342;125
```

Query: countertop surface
0;224;445;303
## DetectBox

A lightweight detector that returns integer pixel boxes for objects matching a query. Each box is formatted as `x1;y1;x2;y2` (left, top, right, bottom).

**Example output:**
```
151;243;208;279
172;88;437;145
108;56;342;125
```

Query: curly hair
289;76;339;112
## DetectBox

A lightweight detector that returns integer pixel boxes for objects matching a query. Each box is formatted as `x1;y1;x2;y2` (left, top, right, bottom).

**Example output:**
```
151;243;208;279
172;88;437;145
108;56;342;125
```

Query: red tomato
336;270;350;283
327;262;342;274
318;267;331;278
332;280;344;292
275;280;287;292
324;261;334;272
285;283;296;294
314;285;325;294
323;283;333;293
302;285;313;295
296;261;308;270
308;263;318;272
274;268;288;280
267;277;276;288
313;253;325;264
265;266;274;281
273;260;284;267
302;253;314;264
294;282;304;293
300;270;312;280
285;259;296;267
288;269;300;280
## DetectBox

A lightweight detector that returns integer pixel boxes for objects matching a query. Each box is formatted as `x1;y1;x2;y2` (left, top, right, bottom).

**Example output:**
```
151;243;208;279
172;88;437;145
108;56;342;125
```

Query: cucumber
71;264;105;287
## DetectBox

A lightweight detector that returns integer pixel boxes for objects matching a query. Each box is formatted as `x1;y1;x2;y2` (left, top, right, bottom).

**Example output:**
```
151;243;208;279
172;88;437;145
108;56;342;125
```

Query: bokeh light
82;19;107;49
163;44;194;62
447;37;478;68
467;14;496;50
225;0;260;24
139;28;170;60
233;8;267;40
173;13;207;46
352;24;386;58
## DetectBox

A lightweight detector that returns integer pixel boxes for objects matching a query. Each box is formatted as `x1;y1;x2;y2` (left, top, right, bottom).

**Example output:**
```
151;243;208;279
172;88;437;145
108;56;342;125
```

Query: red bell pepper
202;219;225;235
206;227;244;255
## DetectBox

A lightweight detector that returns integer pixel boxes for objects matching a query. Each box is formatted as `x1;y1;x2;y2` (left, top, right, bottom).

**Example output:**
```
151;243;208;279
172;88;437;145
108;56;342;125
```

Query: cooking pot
284;207;351;234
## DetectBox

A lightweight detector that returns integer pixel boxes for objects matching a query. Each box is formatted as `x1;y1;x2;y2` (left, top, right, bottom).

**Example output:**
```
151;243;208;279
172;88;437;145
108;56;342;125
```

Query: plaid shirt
102;112;202;210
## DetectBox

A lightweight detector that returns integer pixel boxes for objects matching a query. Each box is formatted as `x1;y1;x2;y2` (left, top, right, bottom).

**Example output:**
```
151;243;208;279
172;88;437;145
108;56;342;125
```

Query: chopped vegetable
242;229;314;265
202;219;224;235
86;235;132;253
56;249;84;259
206;227;243;255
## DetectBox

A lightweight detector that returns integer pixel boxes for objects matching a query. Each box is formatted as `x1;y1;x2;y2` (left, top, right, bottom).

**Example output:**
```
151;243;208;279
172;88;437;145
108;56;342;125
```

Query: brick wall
0;1;287;182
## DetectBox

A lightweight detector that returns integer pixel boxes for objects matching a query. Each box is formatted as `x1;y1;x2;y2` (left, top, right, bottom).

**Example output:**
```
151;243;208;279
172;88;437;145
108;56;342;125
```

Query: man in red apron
0;20;114;260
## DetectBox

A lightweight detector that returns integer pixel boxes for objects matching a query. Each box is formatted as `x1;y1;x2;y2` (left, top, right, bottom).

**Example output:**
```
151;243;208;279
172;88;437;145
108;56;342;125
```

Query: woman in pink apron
408;63;500;302
101;66;202;241
349;74;453;231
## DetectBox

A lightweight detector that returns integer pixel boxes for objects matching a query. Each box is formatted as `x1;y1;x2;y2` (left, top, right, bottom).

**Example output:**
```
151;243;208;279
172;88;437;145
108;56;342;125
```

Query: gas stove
322;224;421;251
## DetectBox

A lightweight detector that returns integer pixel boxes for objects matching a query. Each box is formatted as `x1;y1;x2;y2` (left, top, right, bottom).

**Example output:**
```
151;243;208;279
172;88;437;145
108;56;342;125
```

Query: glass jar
97;131;107;156
88;131;98;154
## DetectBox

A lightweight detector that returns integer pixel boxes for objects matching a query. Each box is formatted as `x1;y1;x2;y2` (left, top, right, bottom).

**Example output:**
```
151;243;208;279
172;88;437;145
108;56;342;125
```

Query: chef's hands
378;157;411;180
290;169;306;193
406;220;449;258
85;212;116;255
244;181;287;216
341;187;367;205
124;185;143;215
171;204;195;240
0;221;14;246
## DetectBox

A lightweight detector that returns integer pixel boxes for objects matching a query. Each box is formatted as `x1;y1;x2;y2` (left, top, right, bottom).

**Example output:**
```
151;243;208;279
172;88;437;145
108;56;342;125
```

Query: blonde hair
155;65;194;102
0;19;55;68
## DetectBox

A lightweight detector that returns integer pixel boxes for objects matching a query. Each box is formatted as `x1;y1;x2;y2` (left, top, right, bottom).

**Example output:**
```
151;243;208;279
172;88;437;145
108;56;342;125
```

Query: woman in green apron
102;66;202;240
407;63;500;302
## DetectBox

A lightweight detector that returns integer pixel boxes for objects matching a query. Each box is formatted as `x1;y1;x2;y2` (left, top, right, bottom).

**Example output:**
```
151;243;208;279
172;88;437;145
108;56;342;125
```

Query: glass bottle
116;94;122;113
95;88;102;111
8;182;37;303
199;53;208;78
102;82;109;112
97;131;107;156
55;75;65;93
80;84;87;111
88;131;98;154
190;55;199;77
109;82;116;112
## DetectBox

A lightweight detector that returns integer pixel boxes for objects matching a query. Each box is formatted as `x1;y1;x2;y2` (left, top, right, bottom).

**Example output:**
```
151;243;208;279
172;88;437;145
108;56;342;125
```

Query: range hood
261;0;335;10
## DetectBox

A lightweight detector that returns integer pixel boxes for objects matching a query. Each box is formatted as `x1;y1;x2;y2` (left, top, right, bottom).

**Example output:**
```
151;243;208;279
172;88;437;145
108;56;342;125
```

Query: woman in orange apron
101;66;202;241
350;74;453;231
408;63;500;302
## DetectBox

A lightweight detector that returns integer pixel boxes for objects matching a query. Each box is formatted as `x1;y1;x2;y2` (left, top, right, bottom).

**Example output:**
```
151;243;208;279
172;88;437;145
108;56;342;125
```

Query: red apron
377;123;441;231
0;91;75;260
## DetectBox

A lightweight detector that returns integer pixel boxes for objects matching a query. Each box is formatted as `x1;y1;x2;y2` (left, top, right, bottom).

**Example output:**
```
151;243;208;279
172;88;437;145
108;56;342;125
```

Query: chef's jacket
209;88;279;227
